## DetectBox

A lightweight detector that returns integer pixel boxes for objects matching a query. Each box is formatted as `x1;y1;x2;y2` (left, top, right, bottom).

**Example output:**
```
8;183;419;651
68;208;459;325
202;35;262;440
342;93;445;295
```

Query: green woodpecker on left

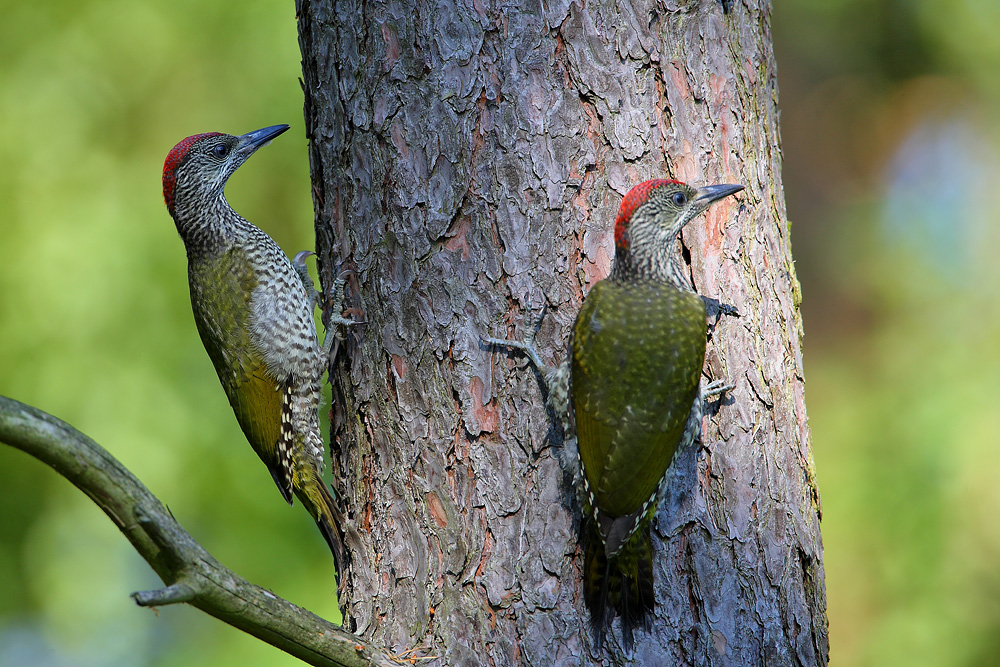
162;125;348;586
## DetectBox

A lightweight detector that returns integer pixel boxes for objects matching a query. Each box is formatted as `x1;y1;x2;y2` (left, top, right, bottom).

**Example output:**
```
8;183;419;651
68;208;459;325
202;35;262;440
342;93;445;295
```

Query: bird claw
319;265;365;361
482;335;539;370
294;251;365;358
479;301;552;376
703;379;734;400
484;298;574;431
521;301;547;350
326;267;362;330
293;250;323;307
702;295;740;321
293;250;316;265
483;300;555;388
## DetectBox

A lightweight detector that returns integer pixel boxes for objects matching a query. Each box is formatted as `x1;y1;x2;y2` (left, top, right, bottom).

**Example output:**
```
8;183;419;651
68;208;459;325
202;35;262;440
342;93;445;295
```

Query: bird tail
294;465;348;588
582;515;655;650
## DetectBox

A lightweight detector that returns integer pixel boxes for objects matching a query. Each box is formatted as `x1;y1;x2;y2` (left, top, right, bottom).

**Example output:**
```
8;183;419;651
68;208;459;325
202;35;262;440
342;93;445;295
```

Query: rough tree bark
297;0;827;665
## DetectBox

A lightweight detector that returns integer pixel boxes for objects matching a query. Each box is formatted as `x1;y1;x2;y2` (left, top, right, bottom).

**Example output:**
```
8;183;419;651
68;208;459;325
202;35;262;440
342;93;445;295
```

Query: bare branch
0;395;396;667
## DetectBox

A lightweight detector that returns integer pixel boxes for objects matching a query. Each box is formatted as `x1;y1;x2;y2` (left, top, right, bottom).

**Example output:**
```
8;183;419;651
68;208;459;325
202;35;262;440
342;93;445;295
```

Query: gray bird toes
292;250;323;306
703;379;734;400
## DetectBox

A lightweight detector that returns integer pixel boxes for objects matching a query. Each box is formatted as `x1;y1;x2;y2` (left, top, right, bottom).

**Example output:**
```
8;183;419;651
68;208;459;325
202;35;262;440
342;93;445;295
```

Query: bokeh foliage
0;1;338;666
776;1;1000;666
2;1;999;666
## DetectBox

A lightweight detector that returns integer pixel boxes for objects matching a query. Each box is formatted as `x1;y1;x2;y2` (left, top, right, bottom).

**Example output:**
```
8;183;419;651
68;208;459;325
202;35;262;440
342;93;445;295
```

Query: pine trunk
296;0;827;664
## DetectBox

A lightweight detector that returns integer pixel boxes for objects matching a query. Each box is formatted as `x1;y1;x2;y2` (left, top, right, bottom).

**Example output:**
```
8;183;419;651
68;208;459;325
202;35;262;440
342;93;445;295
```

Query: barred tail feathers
294;464;347;586
279;383;346;584
582;515;655;650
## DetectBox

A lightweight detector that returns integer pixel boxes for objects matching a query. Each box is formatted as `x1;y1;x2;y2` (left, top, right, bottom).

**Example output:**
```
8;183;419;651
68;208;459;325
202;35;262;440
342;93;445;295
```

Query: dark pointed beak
237;124;290;156
694;183;744;205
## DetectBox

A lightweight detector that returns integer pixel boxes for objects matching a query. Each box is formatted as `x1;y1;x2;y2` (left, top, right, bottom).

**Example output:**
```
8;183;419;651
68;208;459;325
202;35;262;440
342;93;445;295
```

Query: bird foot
703;379;734;401
482;302;572;426
702;295;740;321
482;301;552;381
292;250;324;307
294;252;364;358
325;269;365;331
320;281;364;362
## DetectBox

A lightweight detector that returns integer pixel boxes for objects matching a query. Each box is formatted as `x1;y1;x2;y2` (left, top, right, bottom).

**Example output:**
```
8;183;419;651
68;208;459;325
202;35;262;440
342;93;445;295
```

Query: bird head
162;124;289;217
613;179;744;254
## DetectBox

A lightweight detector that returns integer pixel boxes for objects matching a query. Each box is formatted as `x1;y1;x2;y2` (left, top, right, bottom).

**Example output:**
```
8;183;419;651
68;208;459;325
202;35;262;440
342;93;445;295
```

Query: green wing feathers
226;358;289;502
188;247;290;501
571;280;706;518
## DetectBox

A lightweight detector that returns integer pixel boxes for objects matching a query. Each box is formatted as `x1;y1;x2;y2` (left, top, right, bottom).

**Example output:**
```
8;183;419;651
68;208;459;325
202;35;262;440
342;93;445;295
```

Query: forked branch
0;395;395;667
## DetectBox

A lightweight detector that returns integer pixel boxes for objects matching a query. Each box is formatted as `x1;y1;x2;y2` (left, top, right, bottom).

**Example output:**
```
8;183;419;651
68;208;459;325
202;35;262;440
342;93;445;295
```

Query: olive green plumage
163;125;346;586
188;246;276;468
572;281;706;519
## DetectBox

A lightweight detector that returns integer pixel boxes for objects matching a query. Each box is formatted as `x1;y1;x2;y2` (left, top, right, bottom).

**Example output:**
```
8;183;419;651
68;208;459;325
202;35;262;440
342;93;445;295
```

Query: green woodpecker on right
486;178;743;648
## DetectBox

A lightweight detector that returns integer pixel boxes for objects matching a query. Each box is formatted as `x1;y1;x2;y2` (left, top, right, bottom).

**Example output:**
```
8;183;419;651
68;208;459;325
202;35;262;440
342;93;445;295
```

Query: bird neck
170;192;244;256
611;226;692;291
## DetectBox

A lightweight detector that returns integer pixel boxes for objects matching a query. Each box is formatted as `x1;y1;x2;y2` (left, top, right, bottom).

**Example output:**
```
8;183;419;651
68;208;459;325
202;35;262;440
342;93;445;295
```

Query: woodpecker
485;179;743;648
162;125;350;586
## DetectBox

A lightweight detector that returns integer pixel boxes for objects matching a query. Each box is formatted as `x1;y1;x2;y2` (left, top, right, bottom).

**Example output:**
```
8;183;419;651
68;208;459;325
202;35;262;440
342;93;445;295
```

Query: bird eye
211;144;230;159
671;192;687;206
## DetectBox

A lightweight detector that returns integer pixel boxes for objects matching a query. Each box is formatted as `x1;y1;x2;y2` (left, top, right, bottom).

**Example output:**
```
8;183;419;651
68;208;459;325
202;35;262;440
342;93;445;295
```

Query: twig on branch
0;395;396;667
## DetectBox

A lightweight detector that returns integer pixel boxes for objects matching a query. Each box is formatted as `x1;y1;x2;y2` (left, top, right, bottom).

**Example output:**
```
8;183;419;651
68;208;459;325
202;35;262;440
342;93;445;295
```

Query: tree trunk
296;0;827;664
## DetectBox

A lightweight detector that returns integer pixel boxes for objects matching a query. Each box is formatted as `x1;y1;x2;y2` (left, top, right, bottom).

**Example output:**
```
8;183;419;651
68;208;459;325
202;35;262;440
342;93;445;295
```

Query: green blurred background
0;2;338;666
1;1;998;665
